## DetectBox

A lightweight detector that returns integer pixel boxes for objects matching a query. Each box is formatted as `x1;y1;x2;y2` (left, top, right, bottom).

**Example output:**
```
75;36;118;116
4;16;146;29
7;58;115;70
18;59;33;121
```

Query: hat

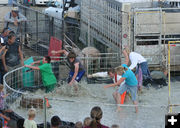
12;7;19;12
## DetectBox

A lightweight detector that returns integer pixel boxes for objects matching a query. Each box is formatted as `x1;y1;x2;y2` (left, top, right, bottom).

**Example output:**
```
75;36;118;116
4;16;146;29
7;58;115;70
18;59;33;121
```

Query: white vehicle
19;0;61;6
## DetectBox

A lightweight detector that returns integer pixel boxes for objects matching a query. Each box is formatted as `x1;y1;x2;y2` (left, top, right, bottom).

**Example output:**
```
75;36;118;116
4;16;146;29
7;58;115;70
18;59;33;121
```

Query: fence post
36;11;38;42
49;17;54;41
43;96;47;128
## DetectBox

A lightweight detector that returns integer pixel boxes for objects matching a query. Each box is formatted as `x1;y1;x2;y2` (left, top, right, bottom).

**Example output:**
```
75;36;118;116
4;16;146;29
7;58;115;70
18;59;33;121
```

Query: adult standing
123;47;151;91
4;7;27;34
2;33;24;72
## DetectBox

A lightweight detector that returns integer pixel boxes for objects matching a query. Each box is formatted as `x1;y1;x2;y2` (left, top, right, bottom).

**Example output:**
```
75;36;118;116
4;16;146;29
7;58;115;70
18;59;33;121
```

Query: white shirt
23;119;37;128
129;52;146;70
91;72;125;86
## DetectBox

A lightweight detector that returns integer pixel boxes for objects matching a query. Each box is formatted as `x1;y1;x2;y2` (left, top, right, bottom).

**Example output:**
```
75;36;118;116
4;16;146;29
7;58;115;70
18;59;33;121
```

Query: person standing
4;7;27;34
2;33;24;72
123;47;151;91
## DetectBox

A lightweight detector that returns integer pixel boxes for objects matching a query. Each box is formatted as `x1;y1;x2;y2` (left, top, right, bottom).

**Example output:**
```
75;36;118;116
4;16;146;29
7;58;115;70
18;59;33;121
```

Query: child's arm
31;60;41;65
104;77;125;88
2;93;9;98
0;113;10;121
24;65;40;70
51;49;69;56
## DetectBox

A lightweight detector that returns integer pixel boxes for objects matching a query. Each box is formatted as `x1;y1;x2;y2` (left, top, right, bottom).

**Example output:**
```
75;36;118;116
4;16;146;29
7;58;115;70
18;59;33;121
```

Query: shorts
68;70;85;83
118;83;137;101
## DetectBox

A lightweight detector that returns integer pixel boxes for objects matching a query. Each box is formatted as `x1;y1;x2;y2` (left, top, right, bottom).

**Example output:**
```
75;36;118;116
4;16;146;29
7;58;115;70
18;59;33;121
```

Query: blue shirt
122;64;138;86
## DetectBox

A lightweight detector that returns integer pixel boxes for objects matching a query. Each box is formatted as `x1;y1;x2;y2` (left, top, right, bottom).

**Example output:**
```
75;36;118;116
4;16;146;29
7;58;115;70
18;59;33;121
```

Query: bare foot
135;107;138;113
116;106;122;112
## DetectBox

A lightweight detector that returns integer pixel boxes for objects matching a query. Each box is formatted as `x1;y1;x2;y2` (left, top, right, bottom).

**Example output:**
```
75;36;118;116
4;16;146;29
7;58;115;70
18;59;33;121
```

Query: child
25;56;57;93
0;84;10;121
123;46;151;91
23;108;37;128
83;117;92;127
104;64;138;113
52;50;85;91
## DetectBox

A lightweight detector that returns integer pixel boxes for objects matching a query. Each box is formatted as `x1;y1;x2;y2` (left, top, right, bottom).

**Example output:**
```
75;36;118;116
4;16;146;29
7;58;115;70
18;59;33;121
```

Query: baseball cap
12;7;19;12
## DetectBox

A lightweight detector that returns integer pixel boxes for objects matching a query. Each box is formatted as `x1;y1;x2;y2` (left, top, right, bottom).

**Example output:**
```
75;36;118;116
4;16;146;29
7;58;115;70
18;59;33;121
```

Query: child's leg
129;86;138;113
133;101;138;113
112;91;118;103
116;83;128;112
116;93;122;111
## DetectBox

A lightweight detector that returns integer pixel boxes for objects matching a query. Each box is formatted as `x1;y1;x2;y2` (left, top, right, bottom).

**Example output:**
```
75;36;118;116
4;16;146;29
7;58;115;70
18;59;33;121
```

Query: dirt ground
12;77;180;128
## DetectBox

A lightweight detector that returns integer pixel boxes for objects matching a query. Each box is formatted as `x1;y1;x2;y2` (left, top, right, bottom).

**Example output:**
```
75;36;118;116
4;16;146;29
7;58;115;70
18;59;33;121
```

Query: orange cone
45;98;51;108
120;91;126;104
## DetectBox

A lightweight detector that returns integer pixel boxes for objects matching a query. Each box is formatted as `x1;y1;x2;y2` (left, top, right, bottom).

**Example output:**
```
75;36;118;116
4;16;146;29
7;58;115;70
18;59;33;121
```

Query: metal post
168;41;172;113
36;12;38;42
43;96;47;128
49;17;54;42
62;0;65;48
87;0;91;46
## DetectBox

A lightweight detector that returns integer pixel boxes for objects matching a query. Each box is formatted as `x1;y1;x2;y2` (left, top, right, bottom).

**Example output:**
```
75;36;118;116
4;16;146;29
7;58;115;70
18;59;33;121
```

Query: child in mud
88;68;127;104
104;64;138;113
0;84;11;121
52;50;85;91
25;56;57;93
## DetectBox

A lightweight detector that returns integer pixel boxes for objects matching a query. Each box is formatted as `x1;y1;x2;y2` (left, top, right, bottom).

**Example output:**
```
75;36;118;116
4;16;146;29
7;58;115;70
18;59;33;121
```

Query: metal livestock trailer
79;0;180;70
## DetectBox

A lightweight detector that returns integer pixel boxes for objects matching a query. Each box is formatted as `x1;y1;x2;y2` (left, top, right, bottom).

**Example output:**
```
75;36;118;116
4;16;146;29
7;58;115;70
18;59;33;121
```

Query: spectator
23;108;37;128
25;56;57;93
75;121;83;128
85;106;109;128
2;33;24;72
83;117;92;127
51;115;61;128
0;84;11;121
0;38;6;84
51;50;85;91
4;7;27;34
17;118;25;128
111;124;119;128
0;27;11;44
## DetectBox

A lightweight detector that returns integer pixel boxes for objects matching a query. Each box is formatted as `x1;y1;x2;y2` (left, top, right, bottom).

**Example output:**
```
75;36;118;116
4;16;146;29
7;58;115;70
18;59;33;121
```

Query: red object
114;73;126;104
48;37;62;61
170;44;176;47
45;98;50;108
28;0;30;2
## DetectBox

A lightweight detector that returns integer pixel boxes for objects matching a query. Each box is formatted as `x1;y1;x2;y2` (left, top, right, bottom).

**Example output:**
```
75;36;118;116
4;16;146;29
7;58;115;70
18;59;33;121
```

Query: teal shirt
122;64;138;86
39;61;57;86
